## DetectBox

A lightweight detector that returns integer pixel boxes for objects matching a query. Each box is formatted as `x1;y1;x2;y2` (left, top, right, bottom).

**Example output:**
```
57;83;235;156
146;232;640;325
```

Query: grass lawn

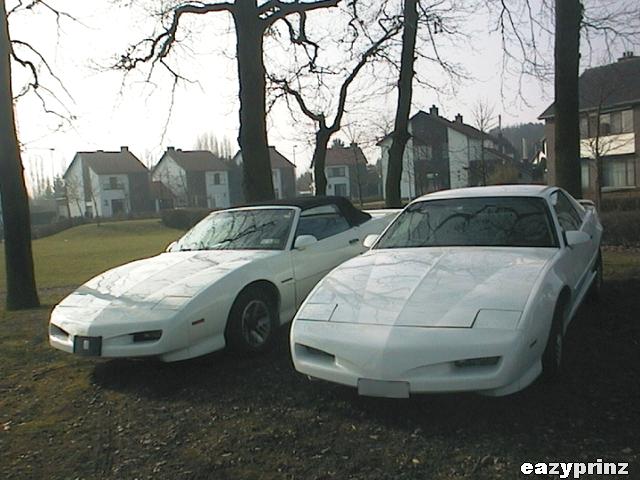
0;219;182;299
0;224;639;479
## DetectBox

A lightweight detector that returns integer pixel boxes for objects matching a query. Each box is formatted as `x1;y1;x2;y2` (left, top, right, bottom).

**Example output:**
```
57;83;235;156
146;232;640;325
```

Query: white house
63;147;151;218
324;143;368;199
152;147;231;209
232;146;296;201
379;106;517;201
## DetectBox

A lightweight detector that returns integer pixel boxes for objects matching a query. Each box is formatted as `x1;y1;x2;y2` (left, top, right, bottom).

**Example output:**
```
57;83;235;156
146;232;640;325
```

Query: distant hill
491;123;545;161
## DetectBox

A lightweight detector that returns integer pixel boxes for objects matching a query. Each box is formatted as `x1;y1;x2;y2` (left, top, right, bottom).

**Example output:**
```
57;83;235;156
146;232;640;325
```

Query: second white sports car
291;186;602;397
49;197;398;361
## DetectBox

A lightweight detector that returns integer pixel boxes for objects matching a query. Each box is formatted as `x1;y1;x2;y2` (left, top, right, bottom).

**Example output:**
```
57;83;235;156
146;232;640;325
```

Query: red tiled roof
268;147;295;169
540;54;640;118
77;148;148;174
232;147;295;169
165;149;229;171
325;145;368;166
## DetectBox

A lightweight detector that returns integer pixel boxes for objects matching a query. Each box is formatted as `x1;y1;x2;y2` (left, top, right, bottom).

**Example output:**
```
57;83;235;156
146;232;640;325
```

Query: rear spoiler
578;199;596;210
364;208;402;218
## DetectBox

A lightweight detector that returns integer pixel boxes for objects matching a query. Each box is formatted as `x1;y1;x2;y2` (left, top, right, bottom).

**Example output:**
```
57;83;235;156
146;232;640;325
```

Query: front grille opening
296;343;335;363
49;324;69;339
132;330;162;343
454;356;501;368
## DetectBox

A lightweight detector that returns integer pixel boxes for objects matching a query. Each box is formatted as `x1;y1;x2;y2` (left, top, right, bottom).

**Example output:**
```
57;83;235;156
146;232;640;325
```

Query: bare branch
115;2;235;72
262;0;340;26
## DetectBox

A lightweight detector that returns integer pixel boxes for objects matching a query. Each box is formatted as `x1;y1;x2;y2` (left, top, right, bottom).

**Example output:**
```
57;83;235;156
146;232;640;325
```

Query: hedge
160;208;212;230
601;210;640;246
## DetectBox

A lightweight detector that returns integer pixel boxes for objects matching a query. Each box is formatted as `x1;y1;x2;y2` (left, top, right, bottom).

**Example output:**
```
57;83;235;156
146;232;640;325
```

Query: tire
587;251;603;303
541;300;566;382
225;287;277;354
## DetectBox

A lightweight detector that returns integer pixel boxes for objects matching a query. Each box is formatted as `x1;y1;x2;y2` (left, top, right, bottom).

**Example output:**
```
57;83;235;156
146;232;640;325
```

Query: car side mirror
166;241;177;252
565;230;590;247
363;234;379;248
294;235;318;250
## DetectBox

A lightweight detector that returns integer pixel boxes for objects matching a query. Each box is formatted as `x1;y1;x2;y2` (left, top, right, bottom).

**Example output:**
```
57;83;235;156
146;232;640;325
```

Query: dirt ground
1;270;639;479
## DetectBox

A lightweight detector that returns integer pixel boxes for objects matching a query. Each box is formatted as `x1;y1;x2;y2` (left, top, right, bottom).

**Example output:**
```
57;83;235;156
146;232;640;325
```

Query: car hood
55;250;278;318
304;247;556;328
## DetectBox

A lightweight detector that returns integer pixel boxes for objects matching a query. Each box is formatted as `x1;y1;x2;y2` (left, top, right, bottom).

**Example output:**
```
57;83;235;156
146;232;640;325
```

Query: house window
328;167;346;178
588;115;598;137
580;116;589;138
603;157;635;188
334;183;348;196
581;160;590;189
621;109;633;133
109;177;118;189
599;113;612;135
213;173;221;185
596;109;634;136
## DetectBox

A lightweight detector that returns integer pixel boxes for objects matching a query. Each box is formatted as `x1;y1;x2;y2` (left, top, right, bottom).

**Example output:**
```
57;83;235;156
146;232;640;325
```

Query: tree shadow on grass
90;279;639;451
90;326;298;401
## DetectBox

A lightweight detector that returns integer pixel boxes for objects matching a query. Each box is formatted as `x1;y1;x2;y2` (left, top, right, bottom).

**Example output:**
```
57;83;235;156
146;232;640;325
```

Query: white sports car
49;197;398;361
291;185;603;397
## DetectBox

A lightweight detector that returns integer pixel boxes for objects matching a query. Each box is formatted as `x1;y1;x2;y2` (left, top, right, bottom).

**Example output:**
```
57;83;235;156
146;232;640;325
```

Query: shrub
601;210;640;246
161;208;212;230
601;190;640;212
31;217;87;239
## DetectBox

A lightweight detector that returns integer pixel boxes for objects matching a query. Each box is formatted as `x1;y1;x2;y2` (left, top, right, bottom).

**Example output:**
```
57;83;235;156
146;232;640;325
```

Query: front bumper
291;320;538;396
48;307;188;359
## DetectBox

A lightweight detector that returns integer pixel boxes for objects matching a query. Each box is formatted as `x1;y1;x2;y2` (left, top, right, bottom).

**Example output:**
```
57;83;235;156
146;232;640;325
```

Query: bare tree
195;132;234;159
116;0;339;203
385;0;417;208
295;170;313;192
268;11;401;196
580;78;636;210
0;0;37;309
487;0;640;197
554;0;582;198
471;99;497;186
0;0;76;309
64;174;83;218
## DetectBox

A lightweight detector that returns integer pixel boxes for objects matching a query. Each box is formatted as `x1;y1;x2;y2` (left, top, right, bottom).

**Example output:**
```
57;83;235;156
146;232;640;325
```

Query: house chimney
120;146;128;152
429;104;439;117
618;51;636;62
454;113;463;124
167;146;175;152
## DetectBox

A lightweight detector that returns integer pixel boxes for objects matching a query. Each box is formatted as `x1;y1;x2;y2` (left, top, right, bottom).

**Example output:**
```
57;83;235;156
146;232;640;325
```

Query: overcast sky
7;0;618;192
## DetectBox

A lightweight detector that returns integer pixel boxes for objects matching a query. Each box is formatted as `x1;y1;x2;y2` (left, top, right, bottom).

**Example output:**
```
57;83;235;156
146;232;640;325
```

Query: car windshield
375;196;557;249
173;208;295;251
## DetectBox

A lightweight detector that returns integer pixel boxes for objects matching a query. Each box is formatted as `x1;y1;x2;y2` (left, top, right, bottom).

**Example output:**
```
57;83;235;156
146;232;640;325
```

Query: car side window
296;205;351;241
552;191;582;232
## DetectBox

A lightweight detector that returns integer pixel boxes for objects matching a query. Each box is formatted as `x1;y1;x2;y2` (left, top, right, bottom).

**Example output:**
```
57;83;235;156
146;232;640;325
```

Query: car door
290;204;361;306
550;190;596;304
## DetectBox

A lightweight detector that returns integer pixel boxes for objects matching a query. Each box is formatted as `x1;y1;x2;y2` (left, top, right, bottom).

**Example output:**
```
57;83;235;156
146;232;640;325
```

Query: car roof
413;184;555;202
236;196;372;227
241;195;348;210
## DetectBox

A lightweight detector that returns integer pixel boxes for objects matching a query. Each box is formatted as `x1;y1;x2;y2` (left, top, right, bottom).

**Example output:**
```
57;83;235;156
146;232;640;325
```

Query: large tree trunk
233;2;275;202
0;0;39;310
554;0;582;198
385;0;418;208
312;128;331;196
